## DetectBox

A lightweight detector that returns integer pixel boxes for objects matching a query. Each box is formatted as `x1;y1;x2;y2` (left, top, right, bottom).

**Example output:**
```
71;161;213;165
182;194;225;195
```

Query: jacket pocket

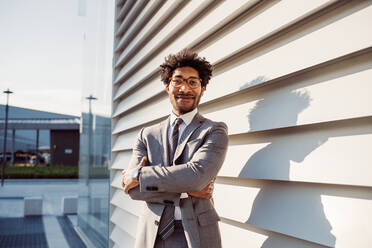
197;209;220;226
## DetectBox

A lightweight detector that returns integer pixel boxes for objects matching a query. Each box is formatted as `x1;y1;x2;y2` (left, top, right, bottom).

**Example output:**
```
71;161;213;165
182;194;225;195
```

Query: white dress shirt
168;108;198;220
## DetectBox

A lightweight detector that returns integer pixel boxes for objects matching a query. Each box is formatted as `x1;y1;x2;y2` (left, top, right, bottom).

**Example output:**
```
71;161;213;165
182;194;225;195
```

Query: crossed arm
121;157;215;201
121;122;228;204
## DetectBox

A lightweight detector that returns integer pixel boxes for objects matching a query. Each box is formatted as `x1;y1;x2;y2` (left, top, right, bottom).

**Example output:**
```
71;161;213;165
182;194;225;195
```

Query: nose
179;81;192;92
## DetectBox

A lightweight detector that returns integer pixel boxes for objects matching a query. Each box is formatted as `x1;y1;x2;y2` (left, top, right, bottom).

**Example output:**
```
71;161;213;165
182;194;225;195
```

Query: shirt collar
170;108;198;127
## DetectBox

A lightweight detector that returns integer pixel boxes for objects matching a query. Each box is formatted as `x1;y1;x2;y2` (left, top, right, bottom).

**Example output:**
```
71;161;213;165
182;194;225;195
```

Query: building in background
110;1;372;248
0;104;79;165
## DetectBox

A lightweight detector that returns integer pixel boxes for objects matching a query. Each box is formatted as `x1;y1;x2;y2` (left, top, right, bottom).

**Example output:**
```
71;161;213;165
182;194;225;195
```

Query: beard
172;93;201;115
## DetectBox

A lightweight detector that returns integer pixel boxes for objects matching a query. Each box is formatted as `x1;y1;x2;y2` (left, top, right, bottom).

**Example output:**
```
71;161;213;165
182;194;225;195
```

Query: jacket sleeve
127;128;181;204
139;122;228;193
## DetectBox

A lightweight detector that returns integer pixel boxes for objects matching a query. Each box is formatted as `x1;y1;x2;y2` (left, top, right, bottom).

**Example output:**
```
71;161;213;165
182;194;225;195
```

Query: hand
188;179;215;199
122;157;147;194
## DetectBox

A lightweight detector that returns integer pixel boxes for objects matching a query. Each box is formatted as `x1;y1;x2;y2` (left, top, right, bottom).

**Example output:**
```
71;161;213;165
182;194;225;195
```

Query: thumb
139;156;147;167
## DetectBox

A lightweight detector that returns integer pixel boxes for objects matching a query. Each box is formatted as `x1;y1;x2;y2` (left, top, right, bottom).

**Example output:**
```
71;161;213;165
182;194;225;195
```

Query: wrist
131;166;142;182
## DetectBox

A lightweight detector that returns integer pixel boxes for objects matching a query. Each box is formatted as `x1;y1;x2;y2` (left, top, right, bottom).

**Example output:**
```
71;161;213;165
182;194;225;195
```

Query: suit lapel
173;113;205;164
160;117;170;167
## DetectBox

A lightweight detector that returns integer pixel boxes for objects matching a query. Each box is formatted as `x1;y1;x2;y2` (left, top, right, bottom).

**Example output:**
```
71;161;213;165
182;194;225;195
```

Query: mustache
176;94;195;98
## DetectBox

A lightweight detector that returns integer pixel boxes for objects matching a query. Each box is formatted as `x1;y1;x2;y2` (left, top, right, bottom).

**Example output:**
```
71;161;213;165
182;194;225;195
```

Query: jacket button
155;220;159;226
146;186;158;191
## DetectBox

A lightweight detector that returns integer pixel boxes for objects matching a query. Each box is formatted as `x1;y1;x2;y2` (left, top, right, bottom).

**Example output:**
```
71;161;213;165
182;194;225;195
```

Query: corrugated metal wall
110;1;372;247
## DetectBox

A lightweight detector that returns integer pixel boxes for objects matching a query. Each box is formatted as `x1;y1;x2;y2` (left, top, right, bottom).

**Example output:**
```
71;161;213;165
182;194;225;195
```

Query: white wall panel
115;0;149;37
110;225;135;248
114;0;181;69
110;207;138;237
219;221;328;248
113;1;370;109
221;121;372;186
112;128;139;151
112;97;168;134
114;0;210;84
115;0;164;52
112;76;161;117
205;61;372;134
112;0;261;102
321;194;372;248
111;150;132;169
202;2;372;104
214;181;372;248
111;170;123;188
112;57;372;134
111;189;142;217
199;0;332;63
116;0;135;22
111;1;372;247
113;0;243;100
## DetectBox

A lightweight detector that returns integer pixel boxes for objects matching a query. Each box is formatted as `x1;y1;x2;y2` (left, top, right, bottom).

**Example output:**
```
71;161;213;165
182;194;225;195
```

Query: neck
172;110;190;116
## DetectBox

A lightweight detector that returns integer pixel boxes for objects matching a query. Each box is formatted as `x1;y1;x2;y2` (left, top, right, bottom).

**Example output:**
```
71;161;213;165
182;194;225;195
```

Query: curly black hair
160;49;213;87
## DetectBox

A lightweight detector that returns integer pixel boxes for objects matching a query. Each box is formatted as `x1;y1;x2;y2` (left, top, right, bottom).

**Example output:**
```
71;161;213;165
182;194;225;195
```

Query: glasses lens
171;78;183;86
187;79;200;88
170;77;201;88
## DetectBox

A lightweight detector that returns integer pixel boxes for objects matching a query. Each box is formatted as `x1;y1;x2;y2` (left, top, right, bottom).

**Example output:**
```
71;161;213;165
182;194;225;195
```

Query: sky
0;0;114;117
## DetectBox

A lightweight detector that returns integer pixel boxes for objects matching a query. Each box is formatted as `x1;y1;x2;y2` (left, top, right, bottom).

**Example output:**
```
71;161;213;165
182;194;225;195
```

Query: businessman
122;49;228;248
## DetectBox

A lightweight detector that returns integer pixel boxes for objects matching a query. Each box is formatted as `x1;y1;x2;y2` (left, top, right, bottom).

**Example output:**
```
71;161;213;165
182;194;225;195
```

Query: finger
121;175;125;187
121;170;126;174
139;156;147;167
124;185;129;194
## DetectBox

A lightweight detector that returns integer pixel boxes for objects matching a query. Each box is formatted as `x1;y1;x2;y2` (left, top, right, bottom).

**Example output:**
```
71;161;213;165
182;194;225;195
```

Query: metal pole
1;89;13;186
85;95;97;185
36;129;39;165
11;129;15;165
88;101;92;181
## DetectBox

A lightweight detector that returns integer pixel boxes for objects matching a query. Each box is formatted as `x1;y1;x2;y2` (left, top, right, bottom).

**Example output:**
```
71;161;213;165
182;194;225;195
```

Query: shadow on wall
238;89;336;247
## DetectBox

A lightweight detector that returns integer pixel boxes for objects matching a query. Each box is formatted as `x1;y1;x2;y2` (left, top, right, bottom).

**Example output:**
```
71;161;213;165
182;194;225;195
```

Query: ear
165;83;170;93
201;86;206;96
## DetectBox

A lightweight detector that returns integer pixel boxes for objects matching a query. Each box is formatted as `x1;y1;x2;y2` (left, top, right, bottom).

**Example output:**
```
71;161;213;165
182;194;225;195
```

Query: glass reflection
76;0;113;246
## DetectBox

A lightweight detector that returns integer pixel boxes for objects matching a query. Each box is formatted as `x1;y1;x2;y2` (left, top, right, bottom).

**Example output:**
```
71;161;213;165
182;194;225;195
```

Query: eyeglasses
169;76;202;89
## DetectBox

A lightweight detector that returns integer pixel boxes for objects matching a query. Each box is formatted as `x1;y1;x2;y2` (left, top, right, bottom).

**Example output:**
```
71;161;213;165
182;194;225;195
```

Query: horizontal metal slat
113;0;219;85
116;0;135;22
109;225;135;247
114;0;165;53
110;206;138;237
112;0;341;100
214;180;372;247
112;50;372;135
111;150;132;169
110;188;143;217
115;0;149;38
220;116;372;187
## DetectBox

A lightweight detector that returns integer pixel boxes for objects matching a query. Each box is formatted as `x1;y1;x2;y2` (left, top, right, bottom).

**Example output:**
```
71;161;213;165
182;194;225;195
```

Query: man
121;49;228;248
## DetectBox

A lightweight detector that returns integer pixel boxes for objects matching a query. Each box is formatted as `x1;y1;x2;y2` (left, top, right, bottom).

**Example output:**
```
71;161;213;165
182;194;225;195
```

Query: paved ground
0;179;86;248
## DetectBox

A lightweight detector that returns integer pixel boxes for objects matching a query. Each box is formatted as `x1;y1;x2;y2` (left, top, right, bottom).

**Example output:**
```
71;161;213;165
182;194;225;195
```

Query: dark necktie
158;118;183;240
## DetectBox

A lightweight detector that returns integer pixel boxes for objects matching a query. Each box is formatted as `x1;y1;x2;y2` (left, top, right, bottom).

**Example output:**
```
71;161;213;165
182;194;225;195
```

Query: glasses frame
169;76;202;89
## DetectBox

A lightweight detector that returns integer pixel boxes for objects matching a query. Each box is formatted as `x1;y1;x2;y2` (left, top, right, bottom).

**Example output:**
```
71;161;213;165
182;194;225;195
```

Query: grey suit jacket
128;113;228;248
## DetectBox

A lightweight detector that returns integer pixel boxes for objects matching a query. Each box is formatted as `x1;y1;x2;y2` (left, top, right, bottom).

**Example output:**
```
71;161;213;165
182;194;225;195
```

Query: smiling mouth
176;95;195;100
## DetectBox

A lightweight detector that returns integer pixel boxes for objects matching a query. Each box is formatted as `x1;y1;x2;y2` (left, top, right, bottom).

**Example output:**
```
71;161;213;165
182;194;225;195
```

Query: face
165;66;205;116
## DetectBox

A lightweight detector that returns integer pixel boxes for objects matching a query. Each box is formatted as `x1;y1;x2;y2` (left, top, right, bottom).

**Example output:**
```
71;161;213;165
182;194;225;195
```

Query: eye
189;80;199;86
172;79;182;85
